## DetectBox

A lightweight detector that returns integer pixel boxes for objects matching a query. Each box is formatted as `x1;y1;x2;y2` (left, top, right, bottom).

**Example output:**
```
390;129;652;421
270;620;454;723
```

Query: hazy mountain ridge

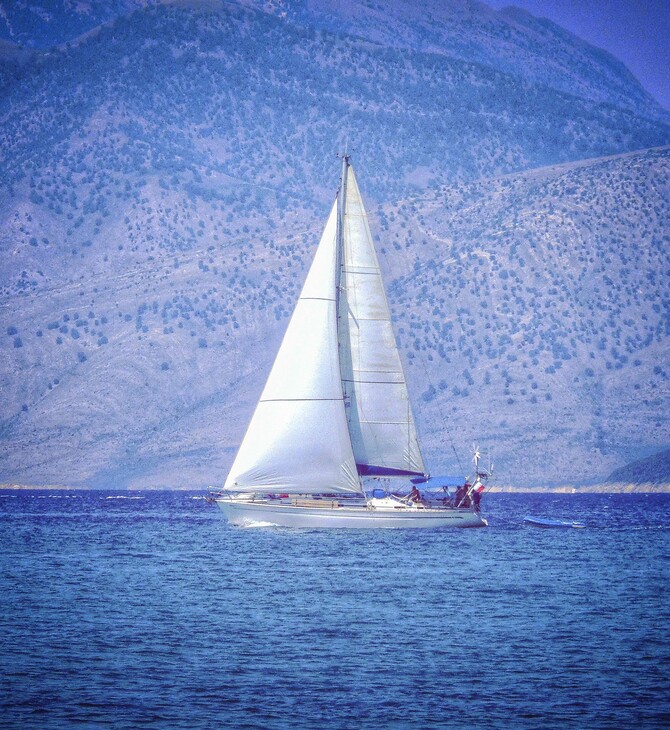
0;0;667;123
0;1;668;487
0;0;155;49
2;3;669;200
243;0;667;122
3;0;668;304
606;448;670;486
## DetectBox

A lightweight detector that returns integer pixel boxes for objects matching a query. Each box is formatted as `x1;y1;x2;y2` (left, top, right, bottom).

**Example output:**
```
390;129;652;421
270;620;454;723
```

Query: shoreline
487;484;670;494
2;483;670;494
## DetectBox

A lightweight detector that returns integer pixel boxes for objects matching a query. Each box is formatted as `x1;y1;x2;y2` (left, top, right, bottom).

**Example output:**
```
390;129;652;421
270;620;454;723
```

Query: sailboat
214;156;488;528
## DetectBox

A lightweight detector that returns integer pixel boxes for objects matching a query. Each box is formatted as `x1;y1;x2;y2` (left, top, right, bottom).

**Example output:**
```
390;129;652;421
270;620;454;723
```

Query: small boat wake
237;519;278;529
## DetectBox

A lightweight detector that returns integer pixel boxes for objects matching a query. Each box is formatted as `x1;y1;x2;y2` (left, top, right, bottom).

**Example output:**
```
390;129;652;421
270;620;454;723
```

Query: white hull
216;499;487;529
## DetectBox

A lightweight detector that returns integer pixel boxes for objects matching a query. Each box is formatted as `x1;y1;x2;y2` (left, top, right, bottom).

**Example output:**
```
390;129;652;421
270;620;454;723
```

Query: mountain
0;0;668;488
379;145;670;486
243;0;667;122
0;1;149;49
2;1;665;122
606;449;670;486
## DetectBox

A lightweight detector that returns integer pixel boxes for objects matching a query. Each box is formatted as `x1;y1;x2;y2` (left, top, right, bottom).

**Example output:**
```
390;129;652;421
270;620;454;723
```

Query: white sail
338;165;426;477
224;200;361;494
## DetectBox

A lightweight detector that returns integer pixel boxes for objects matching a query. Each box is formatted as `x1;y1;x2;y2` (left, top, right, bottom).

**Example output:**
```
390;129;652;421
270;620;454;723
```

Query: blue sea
1;491;669;729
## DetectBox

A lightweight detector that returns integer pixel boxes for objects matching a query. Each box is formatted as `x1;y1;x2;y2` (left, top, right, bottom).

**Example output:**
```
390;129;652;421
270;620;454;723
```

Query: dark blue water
1;491;669;729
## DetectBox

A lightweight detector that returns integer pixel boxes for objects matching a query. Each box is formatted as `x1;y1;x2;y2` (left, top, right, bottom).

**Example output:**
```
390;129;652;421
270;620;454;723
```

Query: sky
485;0;670;110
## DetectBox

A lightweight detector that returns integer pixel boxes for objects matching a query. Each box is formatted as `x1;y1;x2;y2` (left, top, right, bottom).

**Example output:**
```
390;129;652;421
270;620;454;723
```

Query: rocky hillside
606;449;670;487
245;0;667;122
380;146;670;485
0;0;668;487
0;1;147;49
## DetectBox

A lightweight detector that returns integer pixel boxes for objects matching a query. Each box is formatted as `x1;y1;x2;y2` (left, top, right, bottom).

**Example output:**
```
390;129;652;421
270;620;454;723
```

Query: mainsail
224;200;360;494
338;164;426;477
224;157;425;494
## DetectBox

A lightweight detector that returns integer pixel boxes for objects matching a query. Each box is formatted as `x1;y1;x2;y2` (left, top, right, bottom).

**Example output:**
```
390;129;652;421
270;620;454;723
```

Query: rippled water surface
1;491;669;729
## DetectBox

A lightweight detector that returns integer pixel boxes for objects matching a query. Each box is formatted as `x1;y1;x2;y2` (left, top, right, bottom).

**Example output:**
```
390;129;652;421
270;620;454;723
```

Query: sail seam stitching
343;379;403;384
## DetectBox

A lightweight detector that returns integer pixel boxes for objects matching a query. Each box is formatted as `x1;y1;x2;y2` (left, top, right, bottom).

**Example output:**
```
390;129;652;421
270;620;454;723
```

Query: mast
336;153;349;312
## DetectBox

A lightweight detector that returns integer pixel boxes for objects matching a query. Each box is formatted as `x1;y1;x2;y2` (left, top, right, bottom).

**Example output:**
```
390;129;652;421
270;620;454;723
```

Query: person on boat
408;485;422;504
472;486;483;513
455;484;471;508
